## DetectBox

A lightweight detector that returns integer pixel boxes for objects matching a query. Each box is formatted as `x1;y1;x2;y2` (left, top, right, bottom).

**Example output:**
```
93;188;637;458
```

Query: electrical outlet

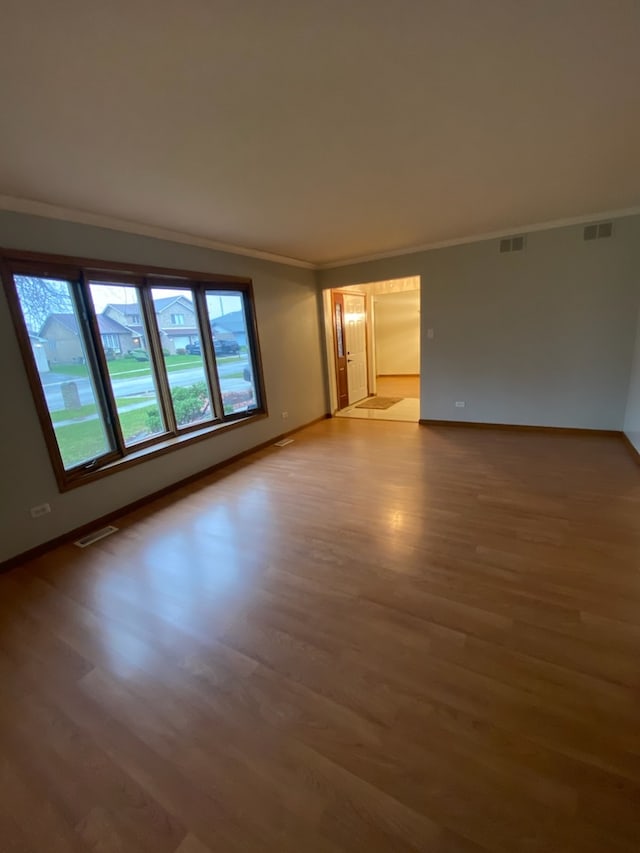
281;411;289;419
30;503;51;518
427;328;434;339
455;401;466;408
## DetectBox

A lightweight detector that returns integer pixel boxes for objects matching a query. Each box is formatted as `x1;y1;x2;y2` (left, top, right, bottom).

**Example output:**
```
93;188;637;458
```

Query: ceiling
1;0;639;266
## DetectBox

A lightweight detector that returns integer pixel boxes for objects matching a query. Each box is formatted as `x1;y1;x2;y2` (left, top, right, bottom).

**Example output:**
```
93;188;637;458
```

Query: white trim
2;194;639;272
0;195;315;270
317;206;640;269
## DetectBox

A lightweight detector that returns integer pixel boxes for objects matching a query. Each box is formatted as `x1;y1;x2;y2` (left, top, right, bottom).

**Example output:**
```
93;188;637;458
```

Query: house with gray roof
211;310;248;348
40;312;134;364
105;294;199;353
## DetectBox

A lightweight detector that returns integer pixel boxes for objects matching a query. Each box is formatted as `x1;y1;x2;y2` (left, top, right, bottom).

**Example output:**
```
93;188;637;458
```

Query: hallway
335;374;420;422
376;374;420;397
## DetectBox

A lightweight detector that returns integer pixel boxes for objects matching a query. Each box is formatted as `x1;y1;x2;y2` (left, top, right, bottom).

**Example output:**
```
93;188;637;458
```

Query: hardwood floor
376;374;420;398
1;418;639;852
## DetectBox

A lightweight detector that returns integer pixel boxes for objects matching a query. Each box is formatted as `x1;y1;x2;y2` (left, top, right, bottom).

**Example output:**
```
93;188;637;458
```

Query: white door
344;294;368;404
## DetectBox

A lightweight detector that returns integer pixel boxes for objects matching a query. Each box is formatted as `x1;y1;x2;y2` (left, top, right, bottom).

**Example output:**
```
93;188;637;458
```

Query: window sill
60;410;268;491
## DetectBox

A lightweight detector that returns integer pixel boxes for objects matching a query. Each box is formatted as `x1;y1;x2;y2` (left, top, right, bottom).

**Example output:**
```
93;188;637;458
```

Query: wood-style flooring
1;418;639;852
376;374;420;398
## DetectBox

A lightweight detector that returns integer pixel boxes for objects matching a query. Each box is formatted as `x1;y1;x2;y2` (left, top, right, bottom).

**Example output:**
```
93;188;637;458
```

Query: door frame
330;288;371;409
331;291;349;409
322;277;421;417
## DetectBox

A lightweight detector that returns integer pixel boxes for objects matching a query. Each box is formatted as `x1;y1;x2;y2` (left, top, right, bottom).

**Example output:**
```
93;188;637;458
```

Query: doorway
325;277;421;423
331;291;368;407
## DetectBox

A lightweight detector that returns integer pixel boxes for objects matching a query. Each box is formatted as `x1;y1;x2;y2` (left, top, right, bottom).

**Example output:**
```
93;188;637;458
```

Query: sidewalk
53;400;154;428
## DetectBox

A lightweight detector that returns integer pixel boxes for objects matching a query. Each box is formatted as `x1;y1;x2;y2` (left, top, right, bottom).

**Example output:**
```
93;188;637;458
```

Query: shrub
147;407;163;433
172;382;208;424
176;348;186;355
129;348;150;362
146;381;209;432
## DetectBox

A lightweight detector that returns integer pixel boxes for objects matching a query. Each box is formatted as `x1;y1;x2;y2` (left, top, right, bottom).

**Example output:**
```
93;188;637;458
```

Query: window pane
151;288;214;429
89;282;167;446
13;275;113;469
205;291;259;415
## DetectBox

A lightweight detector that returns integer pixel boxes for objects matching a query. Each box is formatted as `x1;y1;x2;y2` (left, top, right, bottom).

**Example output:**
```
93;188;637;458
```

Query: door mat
355;396;403;410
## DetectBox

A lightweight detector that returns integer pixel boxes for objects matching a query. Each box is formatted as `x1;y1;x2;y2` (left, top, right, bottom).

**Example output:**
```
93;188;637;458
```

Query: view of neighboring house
39;298;247;366
153;295;199;352
103;303;146;350
40;313;133;364
40;298;246;366
105;295;199;354
28;333;50;374
211;310;248;348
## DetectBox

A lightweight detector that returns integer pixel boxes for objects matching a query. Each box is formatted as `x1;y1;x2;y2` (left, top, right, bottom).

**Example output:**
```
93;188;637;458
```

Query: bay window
2;250;266;489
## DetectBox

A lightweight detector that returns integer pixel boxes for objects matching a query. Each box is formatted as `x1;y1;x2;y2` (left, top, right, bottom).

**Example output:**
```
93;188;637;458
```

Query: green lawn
50;396;146;423
55;420;111;469
50;357;247;467
51;375;243;427
50;353;243;380
54;402;161;468
49;362;91;377
51;355;201;378
115;405;161;441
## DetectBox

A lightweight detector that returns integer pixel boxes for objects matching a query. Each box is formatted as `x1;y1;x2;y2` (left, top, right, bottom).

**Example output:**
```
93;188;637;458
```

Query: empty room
1;2;640;852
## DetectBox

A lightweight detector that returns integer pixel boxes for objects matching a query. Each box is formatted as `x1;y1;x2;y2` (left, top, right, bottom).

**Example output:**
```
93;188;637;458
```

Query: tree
14;276;73;333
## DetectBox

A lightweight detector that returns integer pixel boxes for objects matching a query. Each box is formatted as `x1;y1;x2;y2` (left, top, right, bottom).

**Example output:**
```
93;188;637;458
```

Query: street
42;358;252;411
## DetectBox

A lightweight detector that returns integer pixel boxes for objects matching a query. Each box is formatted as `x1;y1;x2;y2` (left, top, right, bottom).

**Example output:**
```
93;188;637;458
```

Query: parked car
185;340;240;356
214;339;240;356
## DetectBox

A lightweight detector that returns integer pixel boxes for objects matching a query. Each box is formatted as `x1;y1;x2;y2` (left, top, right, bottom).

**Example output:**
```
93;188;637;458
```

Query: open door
344;293;368;404
332;292;349;409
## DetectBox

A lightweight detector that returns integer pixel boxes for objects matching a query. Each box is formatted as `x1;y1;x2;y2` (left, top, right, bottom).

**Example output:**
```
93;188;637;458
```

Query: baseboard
0;413;331;573
418;419;620;437
622;432;640;464
377;374;420;378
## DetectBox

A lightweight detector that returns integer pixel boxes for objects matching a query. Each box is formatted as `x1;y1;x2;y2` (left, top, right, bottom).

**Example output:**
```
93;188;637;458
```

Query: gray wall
624;305;640;453
0;211;328;562
320;216;640;429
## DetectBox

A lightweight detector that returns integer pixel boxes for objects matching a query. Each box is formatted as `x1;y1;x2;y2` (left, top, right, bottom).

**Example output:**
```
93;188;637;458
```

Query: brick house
105;295;199;354
40;313;134;364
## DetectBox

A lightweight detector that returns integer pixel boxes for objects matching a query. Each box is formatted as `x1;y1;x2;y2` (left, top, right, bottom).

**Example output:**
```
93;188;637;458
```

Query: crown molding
317;205;640;269
0;195;316;270
2;194;640;273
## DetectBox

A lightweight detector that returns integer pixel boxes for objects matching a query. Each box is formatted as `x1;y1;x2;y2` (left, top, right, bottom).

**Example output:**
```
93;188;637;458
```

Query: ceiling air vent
499;235;526;253
584;222;613;241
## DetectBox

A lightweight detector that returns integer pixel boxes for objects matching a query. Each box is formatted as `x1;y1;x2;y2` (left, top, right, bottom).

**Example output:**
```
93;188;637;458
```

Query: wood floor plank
174;836;214;853
1;418;639;851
